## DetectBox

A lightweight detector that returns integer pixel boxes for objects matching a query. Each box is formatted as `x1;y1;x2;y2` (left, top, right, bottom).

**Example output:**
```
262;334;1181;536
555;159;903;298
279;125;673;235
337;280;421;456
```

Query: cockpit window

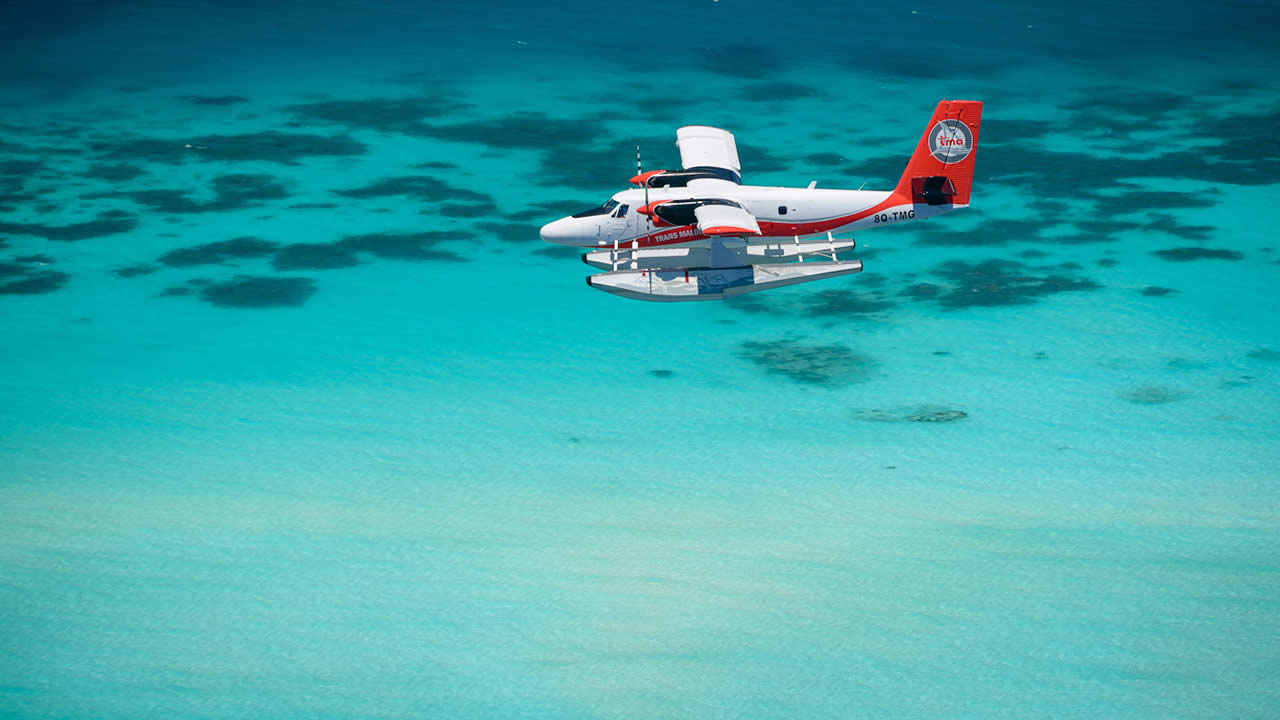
613;204;628;218
571;199;619;218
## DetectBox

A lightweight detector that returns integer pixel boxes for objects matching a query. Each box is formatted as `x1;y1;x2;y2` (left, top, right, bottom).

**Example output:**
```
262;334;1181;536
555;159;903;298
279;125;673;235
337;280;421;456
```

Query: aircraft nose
540;218;568;244
540;217;582;246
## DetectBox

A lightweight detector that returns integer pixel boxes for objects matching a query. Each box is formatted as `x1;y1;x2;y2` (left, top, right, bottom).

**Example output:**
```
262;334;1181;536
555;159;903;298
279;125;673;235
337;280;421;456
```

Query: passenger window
778;206;788;215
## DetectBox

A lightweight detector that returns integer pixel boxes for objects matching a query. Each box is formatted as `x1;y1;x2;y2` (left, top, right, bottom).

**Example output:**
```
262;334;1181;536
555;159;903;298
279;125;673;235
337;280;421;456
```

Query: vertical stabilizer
894;100;983;206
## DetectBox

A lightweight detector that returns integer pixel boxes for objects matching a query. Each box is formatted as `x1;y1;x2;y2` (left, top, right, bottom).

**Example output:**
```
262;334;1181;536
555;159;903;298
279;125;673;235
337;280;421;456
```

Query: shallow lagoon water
1;1;1279;718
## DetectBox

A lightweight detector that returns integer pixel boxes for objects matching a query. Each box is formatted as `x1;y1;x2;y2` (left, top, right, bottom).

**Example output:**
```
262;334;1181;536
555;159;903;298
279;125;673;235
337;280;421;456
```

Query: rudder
894;100;982;206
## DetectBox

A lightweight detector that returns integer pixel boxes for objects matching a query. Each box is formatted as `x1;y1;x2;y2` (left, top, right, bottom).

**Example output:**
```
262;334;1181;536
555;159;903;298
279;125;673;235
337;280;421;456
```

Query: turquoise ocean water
2;1;1278;717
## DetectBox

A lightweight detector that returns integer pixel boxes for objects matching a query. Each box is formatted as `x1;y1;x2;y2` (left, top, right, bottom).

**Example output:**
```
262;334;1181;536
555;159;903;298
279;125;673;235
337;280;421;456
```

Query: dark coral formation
434;200;498;218
421;112;607;150
183;95;249;106
840;45;1004;81
701;44;780;78
740;339;874;386
1;261;30;279
856;405;969;423
740;81;821;102
801;289;897;316
1246;348;1280;363
90;131;365;165
802;151;846;167
535;137;668;192
84;163;145;182
474;221;538;244
899;283;942;299
735;143;791;174
1120;385;1187;405
0;158;43;188
1219;375;1256;390
1089;189;1219;216
1152;247;1243;262
522;200;601;220
159;237;279;267
724;279;899;319
271;243;360;271
333;175;491;204
1145;213;1215;241
922;259;1101;309
339;232;466;262
913;217;1054;248
0;256;68;295
97;173;289;214
112;264;156;278
0;270;68;294
199;276;317;308
531;245;580;259
287;97;457;135
0;213;138;242
158;231;477;272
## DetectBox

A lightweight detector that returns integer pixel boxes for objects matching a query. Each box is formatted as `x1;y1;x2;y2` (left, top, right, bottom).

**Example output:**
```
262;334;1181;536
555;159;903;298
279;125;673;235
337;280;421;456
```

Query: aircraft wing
695;202;762;236
676;126;741;176
685;177;740;194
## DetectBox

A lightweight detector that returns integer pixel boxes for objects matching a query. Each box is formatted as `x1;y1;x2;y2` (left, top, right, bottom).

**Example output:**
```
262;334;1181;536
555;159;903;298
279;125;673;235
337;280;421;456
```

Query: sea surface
1;1;1278;718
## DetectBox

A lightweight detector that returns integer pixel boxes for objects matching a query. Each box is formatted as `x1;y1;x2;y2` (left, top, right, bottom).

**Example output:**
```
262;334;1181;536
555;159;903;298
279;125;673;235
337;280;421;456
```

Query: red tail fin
894;99;983;206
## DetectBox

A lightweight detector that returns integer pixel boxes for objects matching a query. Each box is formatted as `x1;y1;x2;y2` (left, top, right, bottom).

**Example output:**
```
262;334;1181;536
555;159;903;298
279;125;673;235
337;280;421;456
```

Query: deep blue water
1;1;1278;718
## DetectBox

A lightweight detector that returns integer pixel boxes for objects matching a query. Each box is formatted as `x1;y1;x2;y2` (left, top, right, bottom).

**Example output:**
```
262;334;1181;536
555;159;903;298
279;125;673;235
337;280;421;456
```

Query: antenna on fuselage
637;145;650;233
633;144;646;271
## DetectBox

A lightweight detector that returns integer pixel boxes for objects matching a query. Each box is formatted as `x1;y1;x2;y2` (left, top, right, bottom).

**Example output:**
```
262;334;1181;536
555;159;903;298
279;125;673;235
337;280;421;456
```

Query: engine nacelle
629;170;667;186
628;166;741;188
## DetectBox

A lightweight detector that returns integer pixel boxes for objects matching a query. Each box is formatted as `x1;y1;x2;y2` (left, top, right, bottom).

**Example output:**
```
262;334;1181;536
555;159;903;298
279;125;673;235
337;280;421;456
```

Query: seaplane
540;99;982;301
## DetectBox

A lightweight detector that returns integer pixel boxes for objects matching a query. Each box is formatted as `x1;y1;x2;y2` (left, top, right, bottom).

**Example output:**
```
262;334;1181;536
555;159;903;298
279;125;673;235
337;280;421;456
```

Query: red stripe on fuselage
758;193;905;235
627;193;906;247
632;225;709;247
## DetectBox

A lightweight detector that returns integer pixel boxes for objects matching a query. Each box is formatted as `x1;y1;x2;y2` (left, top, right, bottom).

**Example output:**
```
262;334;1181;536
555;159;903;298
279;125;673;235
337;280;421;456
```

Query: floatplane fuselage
540;100;983;301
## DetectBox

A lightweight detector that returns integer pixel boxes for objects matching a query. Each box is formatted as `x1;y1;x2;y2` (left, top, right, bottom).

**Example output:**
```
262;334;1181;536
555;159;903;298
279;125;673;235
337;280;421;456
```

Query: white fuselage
540;184;960;249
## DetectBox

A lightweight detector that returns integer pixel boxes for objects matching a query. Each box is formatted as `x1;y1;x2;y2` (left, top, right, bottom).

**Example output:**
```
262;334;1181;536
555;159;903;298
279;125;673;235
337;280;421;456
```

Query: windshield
571;199;618;218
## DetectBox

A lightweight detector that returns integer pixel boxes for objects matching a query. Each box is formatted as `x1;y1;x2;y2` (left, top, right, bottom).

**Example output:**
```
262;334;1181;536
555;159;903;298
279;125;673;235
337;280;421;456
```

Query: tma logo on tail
928;119;973;163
